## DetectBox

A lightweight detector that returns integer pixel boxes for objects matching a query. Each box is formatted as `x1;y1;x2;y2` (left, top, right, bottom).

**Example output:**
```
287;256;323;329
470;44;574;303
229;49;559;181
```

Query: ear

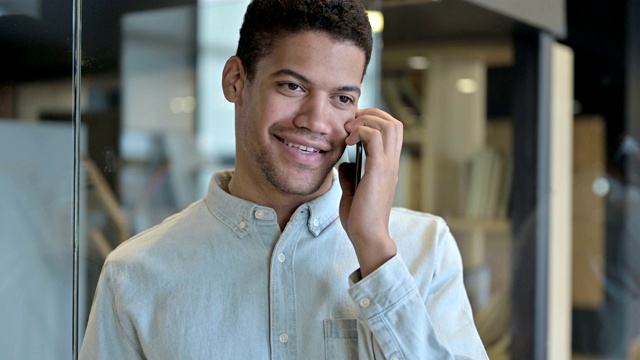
222;56;246;103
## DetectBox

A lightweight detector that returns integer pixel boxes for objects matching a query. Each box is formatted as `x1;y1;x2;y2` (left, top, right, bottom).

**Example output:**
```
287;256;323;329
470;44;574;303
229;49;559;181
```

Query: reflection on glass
0;1;76;358
383;43;514;358
2;0;639;358
80;0;385;354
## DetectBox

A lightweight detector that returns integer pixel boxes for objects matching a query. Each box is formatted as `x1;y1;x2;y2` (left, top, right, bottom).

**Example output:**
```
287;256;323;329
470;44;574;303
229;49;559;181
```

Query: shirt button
279;333;289;344
312;218;320;227
359;297;371;308
239;220;247;229
277;253;286;263
254;210;264;219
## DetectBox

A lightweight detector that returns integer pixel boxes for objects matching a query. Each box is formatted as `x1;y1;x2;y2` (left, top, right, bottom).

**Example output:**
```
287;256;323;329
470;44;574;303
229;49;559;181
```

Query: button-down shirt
80;170;488;359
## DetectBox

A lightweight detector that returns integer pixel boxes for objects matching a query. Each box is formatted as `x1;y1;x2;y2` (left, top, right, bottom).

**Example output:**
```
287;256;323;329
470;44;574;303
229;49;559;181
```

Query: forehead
255;31;366;83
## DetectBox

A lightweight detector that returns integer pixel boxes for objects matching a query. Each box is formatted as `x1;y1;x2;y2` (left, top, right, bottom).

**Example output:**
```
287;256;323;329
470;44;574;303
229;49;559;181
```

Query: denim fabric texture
80;170;488;360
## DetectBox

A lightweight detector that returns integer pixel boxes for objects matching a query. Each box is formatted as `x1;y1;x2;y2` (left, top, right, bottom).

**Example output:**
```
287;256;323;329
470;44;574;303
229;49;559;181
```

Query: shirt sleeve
79;264;144;360
347;227;488;360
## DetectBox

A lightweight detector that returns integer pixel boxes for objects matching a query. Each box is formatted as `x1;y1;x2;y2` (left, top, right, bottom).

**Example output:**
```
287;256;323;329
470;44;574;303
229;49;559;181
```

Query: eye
282;82;302;91
338;95;354;104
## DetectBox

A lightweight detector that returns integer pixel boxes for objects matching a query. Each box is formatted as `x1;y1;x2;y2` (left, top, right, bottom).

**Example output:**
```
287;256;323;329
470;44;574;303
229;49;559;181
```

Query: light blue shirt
80;170;488;359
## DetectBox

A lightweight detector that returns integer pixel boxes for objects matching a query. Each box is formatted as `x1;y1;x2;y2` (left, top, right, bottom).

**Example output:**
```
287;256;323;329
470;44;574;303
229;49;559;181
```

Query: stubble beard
253;145;338;196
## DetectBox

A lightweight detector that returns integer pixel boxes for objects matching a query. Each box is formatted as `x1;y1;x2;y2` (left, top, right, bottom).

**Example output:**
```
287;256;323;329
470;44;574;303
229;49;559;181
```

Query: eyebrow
271;68;361;96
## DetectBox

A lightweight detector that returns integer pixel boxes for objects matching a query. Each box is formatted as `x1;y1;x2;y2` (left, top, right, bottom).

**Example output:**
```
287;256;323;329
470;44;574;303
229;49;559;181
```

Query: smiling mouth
276;136;325;154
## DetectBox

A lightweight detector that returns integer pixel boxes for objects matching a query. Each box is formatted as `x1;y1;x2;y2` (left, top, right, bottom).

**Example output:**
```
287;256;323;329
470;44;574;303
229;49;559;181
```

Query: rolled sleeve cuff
347;254;418;320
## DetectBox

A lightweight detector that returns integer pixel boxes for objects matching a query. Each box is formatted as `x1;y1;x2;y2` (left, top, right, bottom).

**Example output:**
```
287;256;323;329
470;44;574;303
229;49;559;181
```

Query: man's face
234;31;366;196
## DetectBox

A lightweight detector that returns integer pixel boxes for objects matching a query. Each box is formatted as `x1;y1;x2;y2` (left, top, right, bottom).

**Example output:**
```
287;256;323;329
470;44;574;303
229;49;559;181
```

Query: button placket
269;223;300;357
359;297;371;308
279;333;289;344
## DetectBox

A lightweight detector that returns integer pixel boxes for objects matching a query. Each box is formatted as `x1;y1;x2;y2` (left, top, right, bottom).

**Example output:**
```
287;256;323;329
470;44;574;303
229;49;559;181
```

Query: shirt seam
105;273;145;359
364;284;418;320
361;312;406;359
207;198;247;238
379;315;406;360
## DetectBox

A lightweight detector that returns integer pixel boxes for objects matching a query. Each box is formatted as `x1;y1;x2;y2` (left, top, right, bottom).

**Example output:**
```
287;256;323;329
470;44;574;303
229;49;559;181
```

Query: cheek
333;110;354;135
259;93;295;123
235;106;252;137
239;95;272;130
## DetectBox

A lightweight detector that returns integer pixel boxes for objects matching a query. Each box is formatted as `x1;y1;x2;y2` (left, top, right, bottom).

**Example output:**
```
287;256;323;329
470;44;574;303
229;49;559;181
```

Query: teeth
282;139;319;153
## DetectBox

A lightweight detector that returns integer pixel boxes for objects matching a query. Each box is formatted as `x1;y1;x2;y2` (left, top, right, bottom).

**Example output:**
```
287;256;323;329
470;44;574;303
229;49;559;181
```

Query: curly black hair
236;0;373;82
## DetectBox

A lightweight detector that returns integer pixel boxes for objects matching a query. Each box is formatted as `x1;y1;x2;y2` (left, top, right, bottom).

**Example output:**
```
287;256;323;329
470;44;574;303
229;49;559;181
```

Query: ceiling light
182;96;196;113
170;97;182;114
592;177;610;197
366;10;384;33
456;78;478;94
407;56;429;70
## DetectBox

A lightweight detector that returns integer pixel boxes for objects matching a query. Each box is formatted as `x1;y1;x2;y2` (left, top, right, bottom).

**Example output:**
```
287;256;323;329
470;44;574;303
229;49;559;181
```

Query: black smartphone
341;142;364;192
354;142;363;191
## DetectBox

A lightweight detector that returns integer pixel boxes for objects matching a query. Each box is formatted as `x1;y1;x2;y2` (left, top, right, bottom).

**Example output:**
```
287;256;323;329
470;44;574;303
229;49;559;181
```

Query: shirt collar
204;169;341;238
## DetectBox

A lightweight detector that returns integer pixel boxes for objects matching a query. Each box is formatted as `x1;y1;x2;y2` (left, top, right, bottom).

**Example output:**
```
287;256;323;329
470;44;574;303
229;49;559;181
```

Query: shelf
445;217;511;235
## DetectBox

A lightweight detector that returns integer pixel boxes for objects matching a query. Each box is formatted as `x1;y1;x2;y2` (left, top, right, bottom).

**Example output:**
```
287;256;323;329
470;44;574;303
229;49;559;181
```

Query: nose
292;93;332;135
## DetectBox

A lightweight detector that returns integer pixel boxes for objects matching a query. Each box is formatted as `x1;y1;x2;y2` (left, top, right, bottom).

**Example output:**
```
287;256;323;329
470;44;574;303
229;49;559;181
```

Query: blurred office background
0;0;638;359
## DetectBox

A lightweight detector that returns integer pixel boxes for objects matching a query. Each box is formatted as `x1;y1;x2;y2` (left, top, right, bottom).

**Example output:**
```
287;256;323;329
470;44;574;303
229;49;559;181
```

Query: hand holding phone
340;107;403;277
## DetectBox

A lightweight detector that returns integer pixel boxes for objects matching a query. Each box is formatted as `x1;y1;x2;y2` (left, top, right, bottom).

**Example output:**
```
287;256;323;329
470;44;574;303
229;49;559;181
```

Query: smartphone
354;142;363;191
340;142;364;192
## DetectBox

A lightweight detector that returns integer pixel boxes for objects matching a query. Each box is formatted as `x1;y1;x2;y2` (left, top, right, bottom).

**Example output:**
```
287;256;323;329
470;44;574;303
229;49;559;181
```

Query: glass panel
8;0;637;358
0;0;76;358
78;0;199;348
382;42;515;359
77;0;383;348
569;1;640;358
77;0;517;357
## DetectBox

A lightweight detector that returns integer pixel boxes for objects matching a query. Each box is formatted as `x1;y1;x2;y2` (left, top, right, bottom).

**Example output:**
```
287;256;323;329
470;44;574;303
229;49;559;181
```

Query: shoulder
390;207;446;223
388;207;458;270
103;200;211;276
389;207;450;241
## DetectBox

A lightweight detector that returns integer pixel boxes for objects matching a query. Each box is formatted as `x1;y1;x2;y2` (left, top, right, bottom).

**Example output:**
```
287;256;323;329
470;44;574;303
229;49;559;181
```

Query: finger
356;107;395;120
345;108;398;133
347;126;384;156
346;111;403;155
346;118;403;158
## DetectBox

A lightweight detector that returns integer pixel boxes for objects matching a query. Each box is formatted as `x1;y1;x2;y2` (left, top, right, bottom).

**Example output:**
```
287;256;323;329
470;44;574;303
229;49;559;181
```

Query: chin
268;167;333;197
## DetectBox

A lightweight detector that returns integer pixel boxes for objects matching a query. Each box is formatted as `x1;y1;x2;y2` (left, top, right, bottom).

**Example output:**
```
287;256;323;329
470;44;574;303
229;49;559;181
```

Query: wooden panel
0;83;15;118
572;115;606;309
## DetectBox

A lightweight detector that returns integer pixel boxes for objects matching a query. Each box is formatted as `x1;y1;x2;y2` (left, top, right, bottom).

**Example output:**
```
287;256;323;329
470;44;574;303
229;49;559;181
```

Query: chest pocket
324;319;358;360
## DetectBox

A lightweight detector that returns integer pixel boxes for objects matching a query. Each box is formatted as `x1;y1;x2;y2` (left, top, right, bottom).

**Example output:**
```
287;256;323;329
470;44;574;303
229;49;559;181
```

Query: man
80;1;488;359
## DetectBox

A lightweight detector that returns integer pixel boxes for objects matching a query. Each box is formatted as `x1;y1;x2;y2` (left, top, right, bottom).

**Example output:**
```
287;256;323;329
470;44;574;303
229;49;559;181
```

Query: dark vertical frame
535;32;552;360
511;27;539;359
71;0;83;358
627;0;640;141
625;0;640;348
511;28;553;360
627;0;640;155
